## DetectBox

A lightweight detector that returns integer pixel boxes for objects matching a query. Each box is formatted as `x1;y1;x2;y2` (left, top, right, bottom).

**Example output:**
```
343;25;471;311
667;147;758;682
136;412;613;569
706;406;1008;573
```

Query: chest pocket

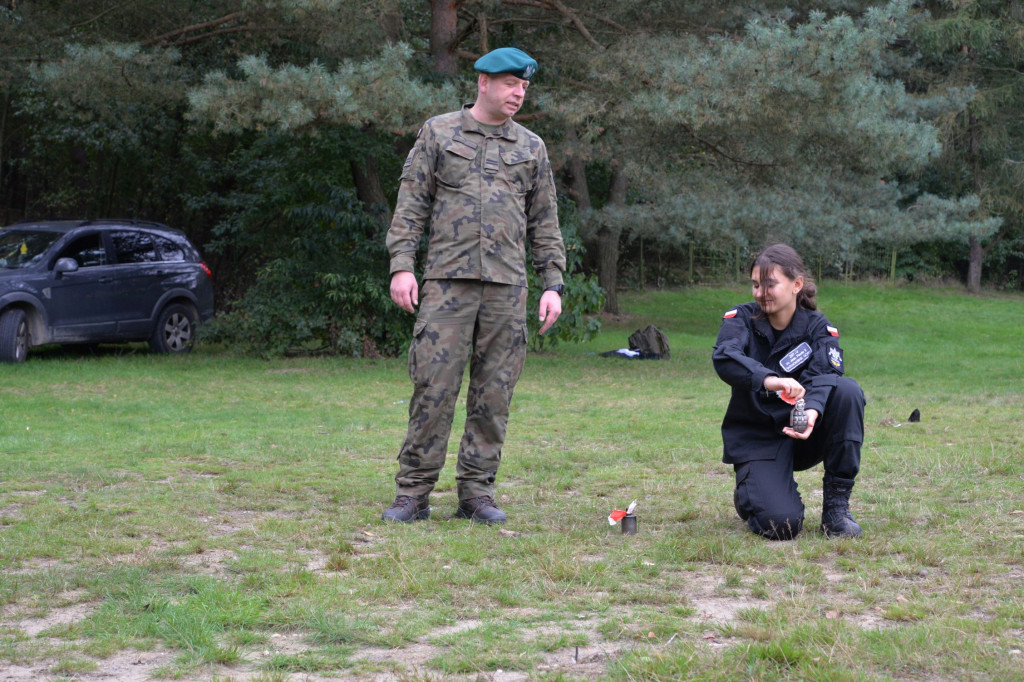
437;137;478;187
499;147;534;194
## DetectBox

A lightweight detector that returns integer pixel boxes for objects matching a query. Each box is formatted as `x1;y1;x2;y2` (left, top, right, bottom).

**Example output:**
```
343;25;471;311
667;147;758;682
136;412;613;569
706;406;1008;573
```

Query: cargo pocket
437;138;477;187
407;320;428;384
500;149;533;195
511;322;528;366
503;323;529;399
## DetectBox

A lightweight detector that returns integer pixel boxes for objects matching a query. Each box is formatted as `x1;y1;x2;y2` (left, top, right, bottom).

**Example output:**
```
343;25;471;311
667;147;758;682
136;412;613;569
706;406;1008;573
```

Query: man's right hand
390;271;419;313
764;376;805;403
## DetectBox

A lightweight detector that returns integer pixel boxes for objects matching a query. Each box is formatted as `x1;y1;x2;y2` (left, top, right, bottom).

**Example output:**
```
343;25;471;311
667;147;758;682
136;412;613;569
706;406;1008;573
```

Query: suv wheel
150;303;197;354
0;308;29;363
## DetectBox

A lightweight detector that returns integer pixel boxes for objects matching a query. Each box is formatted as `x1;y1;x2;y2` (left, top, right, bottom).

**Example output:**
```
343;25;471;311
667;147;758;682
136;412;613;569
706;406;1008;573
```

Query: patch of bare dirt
177;547;238;575
8;592;95;637
0;503;26;521
4;557;63;575
0;649;176;682
535;642;624;679
674;572;765;625
201;509;267;538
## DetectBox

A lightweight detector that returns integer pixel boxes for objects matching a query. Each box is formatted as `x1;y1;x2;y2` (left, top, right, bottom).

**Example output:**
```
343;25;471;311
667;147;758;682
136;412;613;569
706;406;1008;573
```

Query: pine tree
904;0;1024;291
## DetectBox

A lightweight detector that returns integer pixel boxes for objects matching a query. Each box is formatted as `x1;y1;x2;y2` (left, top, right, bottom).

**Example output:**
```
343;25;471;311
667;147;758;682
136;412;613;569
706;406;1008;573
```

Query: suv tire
0;308;29;363
149;303;197;354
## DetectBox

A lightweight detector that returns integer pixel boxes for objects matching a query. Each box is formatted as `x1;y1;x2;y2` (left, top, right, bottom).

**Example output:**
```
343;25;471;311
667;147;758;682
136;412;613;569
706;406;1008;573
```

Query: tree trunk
477;10;489;54
430;0;460;77
0;91;7;222
563;129;591;212
967;108;983;293
351;155;392;225
967;235;983;293
379;0;406;43
597;163;627;314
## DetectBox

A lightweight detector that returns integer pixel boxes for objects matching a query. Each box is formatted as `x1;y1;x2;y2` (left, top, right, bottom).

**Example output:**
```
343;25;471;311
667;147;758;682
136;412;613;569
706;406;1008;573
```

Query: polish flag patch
723;309;738;319
827;325;839;337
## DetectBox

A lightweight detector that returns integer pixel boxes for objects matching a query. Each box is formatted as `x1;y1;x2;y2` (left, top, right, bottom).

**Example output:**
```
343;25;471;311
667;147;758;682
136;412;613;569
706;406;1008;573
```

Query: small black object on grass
908;409;921;423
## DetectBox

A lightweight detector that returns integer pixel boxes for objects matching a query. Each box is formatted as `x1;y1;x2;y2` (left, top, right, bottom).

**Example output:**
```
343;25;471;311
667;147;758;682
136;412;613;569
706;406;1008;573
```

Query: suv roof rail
6;218;185;234
80;218;172;229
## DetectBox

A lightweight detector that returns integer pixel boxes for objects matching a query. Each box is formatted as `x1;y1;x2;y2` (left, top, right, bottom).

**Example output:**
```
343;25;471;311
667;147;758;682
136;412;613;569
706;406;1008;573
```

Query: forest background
2;0;1023;356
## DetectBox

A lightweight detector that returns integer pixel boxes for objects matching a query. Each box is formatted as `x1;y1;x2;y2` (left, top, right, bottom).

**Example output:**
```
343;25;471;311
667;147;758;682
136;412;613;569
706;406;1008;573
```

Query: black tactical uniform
713;302;865;540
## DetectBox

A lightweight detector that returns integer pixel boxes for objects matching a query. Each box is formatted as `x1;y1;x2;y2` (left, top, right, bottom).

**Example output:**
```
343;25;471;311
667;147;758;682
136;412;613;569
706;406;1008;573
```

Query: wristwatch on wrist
544;284;564;296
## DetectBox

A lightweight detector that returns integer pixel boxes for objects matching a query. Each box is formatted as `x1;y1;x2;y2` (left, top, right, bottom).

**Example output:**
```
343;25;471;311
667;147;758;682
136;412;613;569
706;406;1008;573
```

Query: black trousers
732;377;864;540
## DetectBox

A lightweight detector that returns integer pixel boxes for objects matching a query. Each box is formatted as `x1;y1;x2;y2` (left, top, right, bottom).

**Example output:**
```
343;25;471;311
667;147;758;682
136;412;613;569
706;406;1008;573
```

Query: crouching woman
712;244;865;540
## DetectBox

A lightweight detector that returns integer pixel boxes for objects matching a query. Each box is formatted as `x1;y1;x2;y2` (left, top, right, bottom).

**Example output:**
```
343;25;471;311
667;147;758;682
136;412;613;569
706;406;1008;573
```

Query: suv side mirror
55;257;80;275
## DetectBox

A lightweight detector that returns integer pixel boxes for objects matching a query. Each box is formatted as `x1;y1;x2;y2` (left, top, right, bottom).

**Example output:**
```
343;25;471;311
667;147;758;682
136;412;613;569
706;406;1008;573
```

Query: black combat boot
381;494;430;523
455;495;506;524
820;477;862;538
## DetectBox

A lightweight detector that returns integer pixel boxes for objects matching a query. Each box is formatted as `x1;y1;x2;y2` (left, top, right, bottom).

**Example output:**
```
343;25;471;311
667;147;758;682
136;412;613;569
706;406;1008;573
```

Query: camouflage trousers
394;280;528;500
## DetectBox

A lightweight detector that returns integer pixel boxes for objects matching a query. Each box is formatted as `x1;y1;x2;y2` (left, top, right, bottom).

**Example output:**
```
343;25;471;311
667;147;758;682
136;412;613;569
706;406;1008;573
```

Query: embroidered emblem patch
723;309;737;319
779;342;812;372
827;325;839;337
828;346;843;371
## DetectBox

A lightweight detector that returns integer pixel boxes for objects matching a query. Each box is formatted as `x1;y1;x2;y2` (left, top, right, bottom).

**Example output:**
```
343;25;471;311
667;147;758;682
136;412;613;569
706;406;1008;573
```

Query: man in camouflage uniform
383;47;566;525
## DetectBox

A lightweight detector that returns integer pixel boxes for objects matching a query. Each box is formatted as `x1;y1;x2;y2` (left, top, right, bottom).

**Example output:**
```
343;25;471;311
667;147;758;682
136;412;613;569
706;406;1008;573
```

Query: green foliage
186;43;460;136
20;43;187;151
903;0;1024;284
534;0;991;282
527;199;604;351
5;0;1024;302
12;42;191;218
202;186;407;357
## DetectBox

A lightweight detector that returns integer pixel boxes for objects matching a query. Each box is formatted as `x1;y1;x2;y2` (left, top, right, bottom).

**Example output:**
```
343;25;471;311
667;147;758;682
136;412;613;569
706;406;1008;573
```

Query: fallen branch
141;11;247;47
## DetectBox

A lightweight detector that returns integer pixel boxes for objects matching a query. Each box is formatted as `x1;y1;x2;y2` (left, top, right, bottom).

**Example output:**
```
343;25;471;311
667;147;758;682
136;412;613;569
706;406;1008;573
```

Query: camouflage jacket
386;105;566;289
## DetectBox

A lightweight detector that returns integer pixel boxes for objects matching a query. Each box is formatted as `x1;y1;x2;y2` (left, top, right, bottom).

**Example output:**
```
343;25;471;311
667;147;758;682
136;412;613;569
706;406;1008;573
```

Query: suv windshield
0;230;61;269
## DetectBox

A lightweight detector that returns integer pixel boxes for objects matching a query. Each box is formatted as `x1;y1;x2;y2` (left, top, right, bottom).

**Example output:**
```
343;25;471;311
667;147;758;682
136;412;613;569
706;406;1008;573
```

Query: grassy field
1;282;1022;681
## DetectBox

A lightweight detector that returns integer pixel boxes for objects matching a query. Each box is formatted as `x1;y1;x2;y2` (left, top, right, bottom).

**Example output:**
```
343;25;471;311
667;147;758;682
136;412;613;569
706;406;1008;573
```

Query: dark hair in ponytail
750;244;818;312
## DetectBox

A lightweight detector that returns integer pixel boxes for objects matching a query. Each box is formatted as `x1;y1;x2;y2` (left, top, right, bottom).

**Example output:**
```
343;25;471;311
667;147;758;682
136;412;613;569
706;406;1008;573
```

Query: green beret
474;47;538;80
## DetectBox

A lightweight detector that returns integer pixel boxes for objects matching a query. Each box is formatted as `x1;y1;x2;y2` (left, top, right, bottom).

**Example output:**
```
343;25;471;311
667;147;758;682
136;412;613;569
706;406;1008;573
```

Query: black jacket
712;302;846;464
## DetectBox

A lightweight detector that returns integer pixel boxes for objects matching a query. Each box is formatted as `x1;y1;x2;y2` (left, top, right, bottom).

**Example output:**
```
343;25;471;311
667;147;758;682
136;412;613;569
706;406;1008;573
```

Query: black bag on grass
628;325;670;360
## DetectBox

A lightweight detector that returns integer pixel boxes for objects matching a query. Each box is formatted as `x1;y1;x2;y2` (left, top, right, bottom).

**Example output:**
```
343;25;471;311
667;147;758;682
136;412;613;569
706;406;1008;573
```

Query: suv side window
112;231;158;264
153;234;185;262
58;234;107;268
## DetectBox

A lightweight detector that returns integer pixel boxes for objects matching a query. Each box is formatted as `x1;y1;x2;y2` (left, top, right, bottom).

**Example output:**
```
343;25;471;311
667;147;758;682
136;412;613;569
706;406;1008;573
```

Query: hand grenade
790;398;808;433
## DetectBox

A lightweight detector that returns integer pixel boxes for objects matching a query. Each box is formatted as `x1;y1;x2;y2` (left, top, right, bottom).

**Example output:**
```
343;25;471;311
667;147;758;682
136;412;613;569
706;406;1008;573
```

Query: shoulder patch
828;345;844;371
827;325;839;337
723;309;738;319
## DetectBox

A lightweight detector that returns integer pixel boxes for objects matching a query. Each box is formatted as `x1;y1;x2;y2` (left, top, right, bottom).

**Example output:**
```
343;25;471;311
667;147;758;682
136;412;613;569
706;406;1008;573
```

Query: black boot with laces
381;494;430;523
820;478;862;538
455;495;506;524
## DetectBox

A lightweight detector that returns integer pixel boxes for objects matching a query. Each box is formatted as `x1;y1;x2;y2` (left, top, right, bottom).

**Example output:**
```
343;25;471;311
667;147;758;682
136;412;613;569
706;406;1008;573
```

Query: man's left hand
538;290;562;335
783;409;818;440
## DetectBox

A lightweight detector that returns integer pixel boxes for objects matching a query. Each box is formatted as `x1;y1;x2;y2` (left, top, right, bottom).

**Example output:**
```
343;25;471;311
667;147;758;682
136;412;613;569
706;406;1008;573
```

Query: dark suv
0;219;215;363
